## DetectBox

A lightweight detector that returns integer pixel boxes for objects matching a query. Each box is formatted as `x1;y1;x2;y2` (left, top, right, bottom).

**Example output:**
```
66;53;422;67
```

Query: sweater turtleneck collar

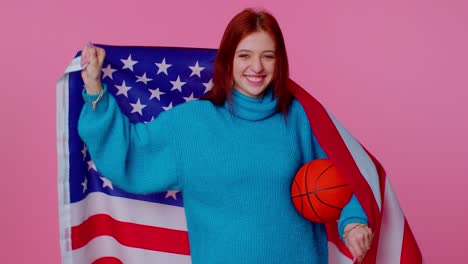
225;87;278;121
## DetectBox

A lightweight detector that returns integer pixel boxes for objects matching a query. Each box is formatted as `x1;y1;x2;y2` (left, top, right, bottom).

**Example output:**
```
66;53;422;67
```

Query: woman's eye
238;54;249;58
263;54;275;59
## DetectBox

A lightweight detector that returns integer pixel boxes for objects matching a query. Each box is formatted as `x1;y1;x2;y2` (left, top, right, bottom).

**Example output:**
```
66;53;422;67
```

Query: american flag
57;45;423;263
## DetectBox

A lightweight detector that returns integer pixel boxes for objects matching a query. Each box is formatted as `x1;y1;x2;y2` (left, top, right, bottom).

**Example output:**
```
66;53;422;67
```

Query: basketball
92;257;123;264
291;159;353;223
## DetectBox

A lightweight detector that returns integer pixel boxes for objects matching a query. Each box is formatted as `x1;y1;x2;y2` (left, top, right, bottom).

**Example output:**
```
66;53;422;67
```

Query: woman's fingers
346;234;365;262
80;42;105;94
357;227;372;251
81;44;89;67
87;43;100;67
96;46;106;67
344;224;373;263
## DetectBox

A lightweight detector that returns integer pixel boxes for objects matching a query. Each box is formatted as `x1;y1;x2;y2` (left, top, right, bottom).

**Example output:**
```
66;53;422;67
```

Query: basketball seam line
290;184;350;198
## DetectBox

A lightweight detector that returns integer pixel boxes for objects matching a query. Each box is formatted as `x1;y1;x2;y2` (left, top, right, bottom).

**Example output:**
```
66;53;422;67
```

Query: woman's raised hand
80;42;106;94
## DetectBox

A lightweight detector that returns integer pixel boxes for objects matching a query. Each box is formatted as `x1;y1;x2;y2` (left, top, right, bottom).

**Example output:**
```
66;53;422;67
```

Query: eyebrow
235;49;275;53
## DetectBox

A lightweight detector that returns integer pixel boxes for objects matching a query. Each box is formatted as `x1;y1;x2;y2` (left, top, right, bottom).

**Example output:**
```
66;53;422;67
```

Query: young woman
79;8;373;263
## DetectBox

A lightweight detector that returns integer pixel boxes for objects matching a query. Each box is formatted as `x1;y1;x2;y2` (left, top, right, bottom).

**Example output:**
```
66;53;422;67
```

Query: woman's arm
78;87;181;194
312;133;372;261
78;43;181;194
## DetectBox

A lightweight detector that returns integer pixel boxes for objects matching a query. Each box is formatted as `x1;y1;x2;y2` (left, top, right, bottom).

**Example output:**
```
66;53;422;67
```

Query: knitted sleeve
311;129;368;237
78;86;181;194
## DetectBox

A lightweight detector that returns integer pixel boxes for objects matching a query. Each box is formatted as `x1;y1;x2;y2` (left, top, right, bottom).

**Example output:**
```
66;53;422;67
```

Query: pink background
0;0;466;263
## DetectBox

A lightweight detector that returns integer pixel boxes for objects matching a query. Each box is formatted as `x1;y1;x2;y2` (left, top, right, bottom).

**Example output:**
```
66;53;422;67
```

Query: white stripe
57;67;73;264
73;236;192;264
376;177;404;263
326;110;382;210
65;56;86;73
71;192;188;231
57;56;91;264
328;242;353;264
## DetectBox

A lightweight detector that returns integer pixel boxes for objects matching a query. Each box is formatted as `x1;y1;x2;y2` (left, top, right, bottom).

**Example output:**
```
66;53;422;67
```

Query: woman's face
232;31;276;98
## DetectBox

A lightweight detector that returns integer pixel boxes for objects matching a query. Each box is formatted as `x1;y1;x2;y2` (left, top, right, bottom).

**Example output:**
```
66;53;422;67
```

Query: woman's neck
226;88;277;121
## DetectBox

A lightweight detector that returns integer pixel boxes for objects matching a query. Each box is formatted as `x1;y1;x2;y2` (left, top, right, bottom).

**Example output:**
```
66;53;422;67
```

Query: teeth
246;76;263;82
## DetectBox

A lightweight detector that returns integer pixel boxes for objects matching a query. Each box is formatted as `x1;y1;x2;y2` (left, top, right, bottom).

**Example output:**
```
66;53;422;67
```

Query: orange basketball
291;159;353;223
92;257;123;264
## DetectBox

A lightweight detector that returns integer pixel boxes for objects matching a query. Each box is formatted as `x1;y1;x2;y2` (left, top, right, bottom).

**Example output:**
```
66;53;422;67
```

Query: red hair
203;8;293;115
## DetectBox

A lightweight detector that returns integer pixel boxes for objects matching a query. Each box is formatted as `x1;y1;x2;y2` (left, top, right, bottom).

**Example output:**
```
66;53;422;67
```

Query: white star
189;61;205;77
136;72;153;85
162;102;173;111
81;144;87;161
203;78;213;94
148;88;165;100
100;177;114;190
130;98;146;116
115;80;132;97
81;176;88;193
87;160;97;171
165;190;180;200
155;58;172;75
183;93;196;102
121;54;138;71
170;76;186;92
144;116;155;124
101;64;117;80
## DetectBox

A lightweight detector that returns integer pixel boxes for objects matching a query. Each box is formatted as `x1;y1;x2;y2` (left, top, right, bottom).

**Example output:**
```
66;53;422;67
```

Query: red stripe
71;214;190;255
361;149;387;263
401;220;423;263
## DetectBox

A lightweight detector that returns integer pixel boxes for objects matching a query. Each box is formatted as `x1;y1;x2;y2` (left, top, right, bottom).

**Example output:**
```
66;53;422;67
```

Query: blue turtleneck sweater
78;86;367;264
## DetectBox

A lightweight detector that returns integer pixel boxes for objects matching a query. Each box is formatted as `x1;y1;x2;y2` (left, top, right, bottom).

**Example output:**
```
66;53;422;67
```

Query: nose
250;56;264;73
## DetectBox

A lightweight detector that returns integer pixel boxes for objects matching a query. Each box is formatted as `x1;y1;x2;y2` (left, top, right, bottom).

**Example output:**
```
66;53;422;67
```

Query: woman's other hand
343;223;373;263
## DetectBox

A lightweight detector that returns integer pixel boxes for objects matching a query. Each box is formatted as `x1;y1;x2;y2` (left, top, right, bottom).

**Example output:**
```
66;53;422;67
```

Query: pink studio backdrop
0;0;466;263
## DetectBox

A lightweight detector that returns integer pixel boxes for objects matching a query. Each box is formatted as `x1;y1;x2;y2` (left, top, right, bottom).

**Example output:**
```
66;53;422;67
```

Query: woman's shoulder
287;98;316;131
288;98;308;119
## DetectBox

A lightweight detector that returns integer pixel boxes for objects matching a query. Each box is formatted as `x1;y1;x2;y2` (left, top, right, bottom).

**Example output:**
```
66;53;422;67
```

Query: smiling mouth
245;75;265;83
